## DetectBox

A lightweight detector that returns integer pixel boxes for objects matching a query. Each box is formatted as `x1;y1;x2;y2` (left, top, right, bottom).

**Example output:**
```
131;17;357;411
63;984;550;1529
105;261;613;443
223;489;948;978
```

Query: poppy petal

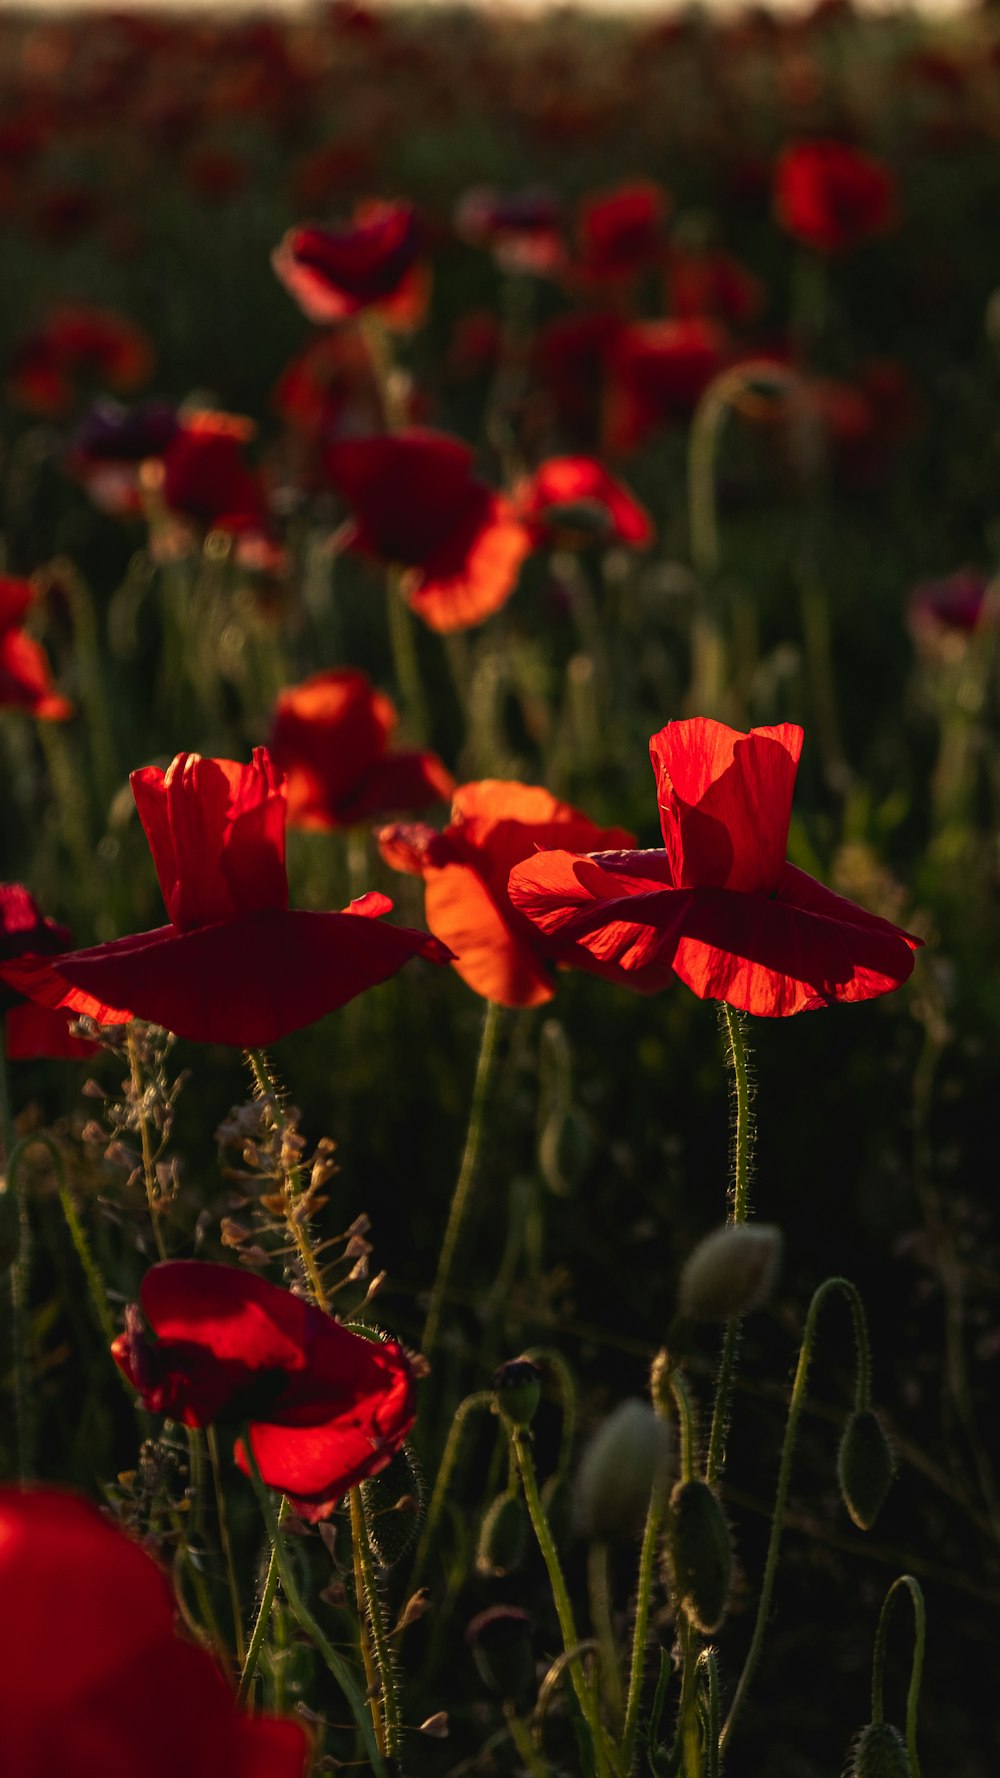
650;719;803;893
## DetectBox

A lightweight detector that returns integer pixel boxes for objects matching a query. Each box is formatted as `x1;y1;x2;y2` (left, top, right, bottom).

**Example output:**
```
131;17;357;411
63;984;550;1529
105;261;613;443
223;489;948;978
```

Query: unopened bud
667;1479;733;1634
476;1492;527;1577
492;1356;541;1428
678;1223;783;1322
837;1409;895;1531
360;1443;425;1568
466;1604;534;1707
574;1400;671;1543
847;1722;912;1777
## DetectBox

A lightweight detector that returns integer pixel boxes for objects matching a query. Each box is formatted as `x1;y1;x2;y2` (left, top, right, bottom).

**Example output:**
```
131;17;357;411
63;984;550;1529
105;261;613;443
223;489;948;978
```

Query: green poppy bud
360;1443;425;1569
574;1400;671;1543
466;1604;535;1709
847;1722;912;1777
837;1409;895;1531
678;1223;783;1322
667;1479;733;1634
492;1356;541;1428
476;1492;527;1577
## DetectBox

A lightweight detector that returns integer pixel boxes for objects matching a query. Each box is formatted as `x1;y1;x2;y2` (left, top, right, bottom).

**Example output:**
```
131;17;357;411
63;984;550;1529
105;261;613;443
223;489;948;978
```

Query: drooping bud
678;1223;783;1322
666;1479;733;1634
574;1400;671;1543
846;1722;912;1777
360;1443;426;1568
465;1604;535;1708
837;1409;895;1531
492;1356;541;1428
476;1492;527;1577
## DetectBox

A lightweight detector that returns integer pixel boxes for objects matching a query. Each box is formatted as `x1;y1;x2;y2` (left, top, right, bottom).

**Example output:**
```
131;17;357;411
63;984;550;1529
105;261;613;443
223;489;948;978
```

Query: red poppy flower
0;748;449;1046
0;884;98;1060
378;780;634;1007
507;720;921;1018
0;1486;309;1778
665;246;765;328
454;186;564;277
774;140;897;256
273;330;383;454
272;200;427;328
325;430;532;632
0;578;73;722
514;456;653;550
156;410;267;535
575;179;671;286
6;305;153;419
270;669;454;830
112;1261;415;1518
605;320;729;454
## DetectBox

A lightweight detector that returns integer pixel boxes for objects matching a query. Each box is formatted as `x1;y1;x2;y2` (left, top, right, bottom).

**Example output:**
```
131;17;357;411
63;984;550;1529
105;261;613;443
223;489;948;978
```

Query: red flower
575;179;671;286
157;410;267;535
534;310;623;446
508;720;921;1018
514;456;653;550
6;305;153;419
665;246;765;328
272;200;427;327
0;1486;308;1777
270;668;454;830
0;748;449;1046
325;430;532;632
65;398;179;518
378;780;633;1007
454;186;564;277
0;883;97;1060
0;578;73;722
605;320;729;454
113;1261;415;1518
774;140;897;256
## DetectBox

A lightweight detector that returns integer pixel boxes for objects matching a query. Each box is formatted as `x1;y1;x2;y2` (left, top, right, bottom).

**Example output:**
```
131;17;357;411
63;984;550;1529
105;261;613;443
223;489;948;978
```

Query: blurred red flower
0;1486;309;1777
65;398;179;518
112;1261;415;1518
454;186;564;277
534;310;623;445
0;883;97;1060
6;305;153;419
156;410;267;535
0;578;73;722
508;719;921;1017
0;748;449;1046
272;199;427;327
514;456;653;550
605;319;729;453
269;668;454;830
774;139;897;255
665;246;765;328
575;179;671;287
378;780;633;1007
325;430;532;632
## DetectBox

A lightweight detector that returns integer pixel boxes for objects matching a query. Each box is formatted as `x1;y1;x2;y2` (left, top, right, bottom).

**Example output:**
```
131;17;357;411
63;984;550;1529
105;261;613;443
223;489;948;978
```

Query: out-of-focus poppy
6;305;153;419
0;883;97;1060
0;748;449;1047
272;199;428;328
155;409;266;536
908;568;995;659
0;1486;309;1778
574;179;671;287
514;456;653;550
269;668;454;830
112;1261;415;1519
65;398;178;518
665;246;765;328
774;139;897;255
324;430;532;632
454;186;564;277
0;578;73;722
378;780;634;1007
272;331;383;455
508;720;921;1017
605;320;729;453
534;311;623;446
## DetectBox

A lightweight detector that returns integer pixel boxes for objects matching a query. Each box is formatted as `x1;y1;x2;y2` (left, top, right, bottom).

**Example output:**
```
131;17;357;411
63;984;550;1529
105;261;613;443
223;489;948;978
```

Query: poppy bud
466;1604;535;1708
666;1479;733;1634
678;1223;783;1322
837;1409;896;1531
846;1722;913;1777
476;1492;528;1577
492;1356;541;1428
0;1191;21;1273
360;1443;425;1568
574;1400;671;1543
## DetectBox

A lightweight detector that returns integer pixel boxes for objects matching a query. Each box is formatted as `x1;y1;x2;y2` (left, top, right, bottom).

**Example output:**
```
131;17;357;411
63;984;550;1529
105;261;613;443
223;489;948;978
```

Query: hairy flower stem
245;1048;329;1311
706;1005;754;1484
422;999;506;1360
351;1485;402;1760
588;1541;623;1733
244;1441;386;1772
720;1276;873;1757
412;1389;493;1583
620;1350;675;1771
238;1498;287;1704
871;1576;925;1777
207;1424;247;1667
508;1424;613;1778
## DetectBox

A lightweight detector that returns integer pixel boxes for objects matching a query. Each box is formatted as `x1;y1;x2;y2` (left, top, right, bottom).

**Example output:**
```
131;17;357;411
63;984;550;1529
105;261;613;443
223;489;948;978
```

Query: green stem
509;1424;611;1778
706;1005;754;1484
350;1485;402;1760
698;1650;720;1778
207;1424;247;1666
412;1389;493;1583
386;568;429;745
243;1440;385;1772
505;1701;550;1778
238;1498;287;1704
525;1347;577;1482
422;1000;506;1359
620;1350;674;1771
871;1575;925;1778
588;1540;623;1732
719;1276;873;1755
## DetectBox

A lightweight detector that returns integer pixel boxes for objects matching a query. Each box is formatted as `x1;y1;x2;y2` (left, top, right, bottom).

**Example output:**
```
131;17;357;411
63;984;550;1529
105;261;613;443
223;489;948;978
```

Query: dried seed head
678;1223;783;1322
492;1355;542;1428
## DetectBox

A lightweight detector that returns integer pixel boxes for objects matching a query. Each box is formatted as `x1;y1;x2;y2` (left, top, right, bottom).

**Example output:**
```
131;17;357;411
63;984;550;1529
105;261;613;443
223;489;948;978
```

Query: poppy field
1;3;999;1774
